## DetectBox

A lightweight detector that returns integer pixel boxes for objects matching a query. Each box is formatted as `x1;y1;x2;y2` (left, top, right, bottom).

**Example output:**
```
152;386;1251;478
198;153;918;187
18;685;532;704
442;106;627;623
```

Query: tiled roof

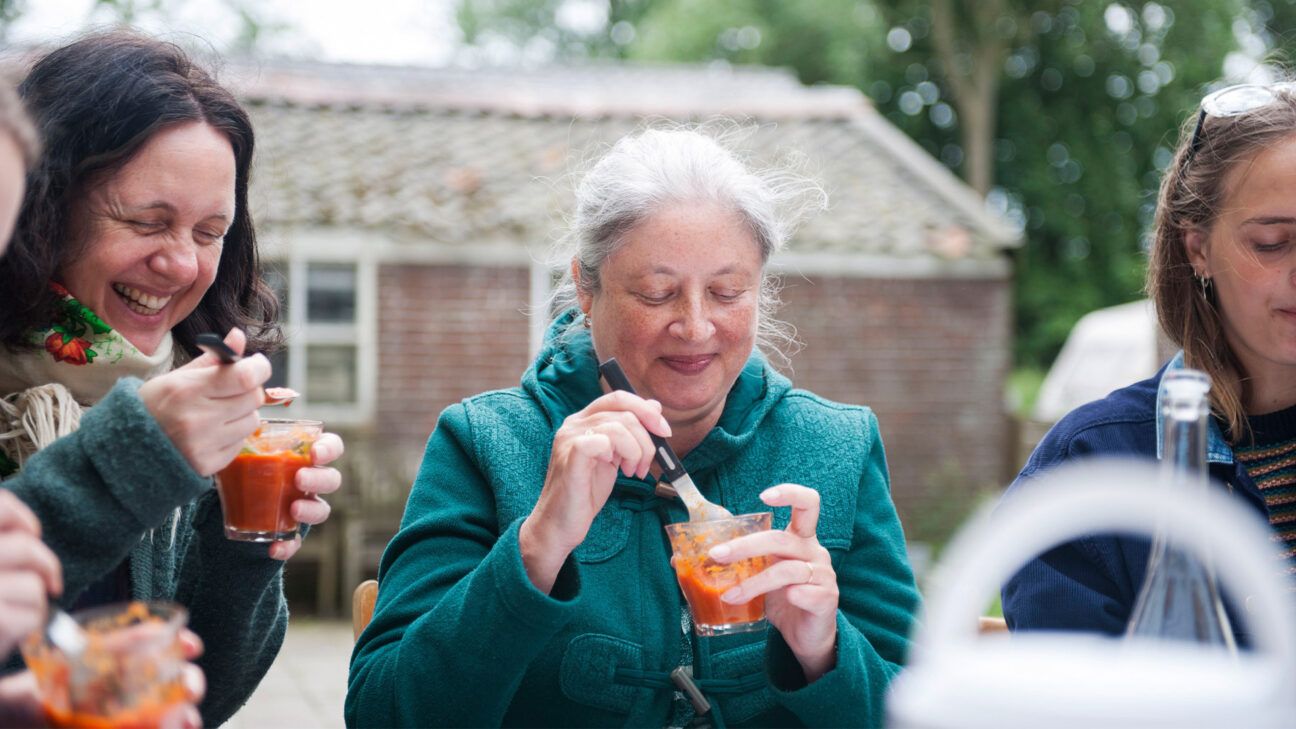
231;60;1020;260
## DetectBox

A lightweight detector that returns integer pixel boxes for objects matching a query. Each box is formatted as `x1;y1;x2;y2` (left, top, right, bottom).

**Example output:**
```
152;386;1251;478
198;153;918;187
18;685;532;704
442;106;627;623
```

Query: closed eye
635;290;673;304
1253;240;1289;253
196;228;226;244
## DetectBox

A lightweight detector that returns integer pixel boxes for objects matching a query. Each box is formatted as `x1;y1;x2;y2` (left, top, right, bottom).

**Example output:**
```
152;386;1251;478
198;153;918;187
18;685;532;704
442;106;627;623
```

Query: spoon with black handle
195;332;239;363
195;333;299;405
597;358;733;522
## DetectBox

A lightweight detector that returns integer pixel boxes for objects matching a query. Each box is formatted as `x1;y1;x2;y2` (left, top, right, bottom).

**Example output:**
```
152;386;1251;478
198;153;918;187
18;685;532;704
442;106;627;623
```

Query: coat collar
1155;351;1234;465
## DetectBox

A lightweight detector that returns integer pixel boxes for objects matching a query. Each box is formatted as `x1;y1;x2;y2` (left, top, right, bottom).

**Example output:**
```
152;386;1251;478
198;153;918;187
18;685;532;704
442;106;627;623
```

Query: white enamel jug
888;459;1296;729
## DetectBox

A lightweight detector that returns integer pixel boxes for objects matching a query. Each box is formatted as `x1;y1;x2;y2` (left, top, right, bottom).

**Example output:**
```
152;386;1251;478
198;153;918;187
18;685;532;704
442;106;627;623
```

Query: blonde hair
1147;86;1296;441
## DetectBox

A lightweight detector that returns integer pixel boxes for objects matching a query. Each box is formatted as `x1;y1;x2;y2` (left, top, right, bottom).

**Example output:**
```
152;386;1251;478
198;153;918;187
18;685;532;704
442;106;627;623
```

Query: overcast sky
8;0;462;65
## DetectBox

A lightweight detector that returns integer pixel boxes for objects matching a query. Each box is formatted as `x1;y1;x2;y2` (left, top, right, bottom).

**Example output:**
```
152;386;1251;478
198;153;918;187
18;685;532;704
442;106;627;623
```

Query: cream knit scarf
0;283;174;477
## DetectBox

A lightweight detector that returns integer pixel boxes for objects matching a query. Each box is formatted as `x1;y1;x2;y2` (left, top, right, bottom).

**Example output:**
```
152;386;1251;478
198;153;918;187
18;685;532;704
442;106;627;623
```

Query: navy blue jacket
1001;355;1268;641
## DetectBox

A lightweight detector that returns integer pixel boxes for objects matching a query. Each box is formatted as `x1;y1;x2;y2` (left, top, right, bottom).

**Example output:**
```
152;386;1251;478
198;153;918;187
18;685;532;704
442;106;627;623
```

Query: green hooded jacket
347;311;919;727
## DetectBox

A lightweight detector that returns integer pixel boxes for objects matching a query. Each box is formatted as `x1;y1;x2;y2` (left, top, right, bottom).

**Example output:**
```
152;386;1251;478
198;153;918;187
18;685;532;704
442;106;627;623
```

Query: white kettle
888;459;1296;729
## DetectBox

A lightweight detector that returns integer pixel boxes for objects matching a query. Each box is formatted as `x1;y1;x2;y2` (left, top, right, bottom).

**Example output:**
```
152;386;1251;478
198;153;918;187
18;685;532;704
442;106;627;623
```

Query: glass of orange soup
665;512;772;636
22;601;189;729
215;417;322;542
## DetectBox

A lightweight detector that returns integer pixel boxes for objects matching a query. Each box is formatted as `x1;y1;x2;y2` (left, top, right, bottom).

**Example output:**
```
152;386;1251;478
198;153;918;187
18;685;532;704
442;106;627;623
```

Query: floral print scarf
0;283;175;476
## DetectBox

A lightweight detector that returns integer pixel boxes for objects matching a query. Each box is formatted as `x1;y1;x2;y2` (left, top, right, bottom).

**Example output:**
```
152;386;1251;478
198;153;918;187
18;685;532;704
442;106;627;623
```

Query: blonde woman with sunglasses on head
1001;81;1296;643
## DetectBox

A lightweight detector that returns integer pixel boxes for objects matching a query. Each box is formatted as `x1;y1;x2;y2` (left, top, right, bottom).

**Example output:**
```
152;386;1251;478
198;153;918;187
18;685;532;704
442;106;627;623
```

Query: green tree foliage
0;0;285;55
456;0;1254;368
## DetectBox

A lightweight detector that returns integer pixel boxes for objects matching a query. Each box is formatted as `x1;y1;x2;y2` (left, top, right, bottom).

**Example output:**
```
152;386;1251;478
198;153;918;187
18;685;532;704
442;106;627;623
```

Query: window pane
258;263;290;388
261;263;289;319
306;344;356;404
307;263;356;323
266;348;290;390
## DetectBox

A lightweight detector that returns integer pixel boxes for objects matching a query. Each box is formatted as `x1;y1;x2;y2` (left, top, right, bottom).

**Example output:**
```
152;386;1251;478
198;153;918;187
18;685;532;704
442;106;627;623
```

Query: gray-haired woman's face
577;201;761;431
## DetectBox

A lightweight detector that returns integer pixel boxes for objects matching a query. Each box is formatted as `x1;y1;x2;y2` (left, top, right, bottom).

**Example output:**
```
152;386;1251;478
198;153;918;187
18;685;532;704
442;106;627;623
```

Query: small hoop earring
1198;274;1211;300
582;313;592;329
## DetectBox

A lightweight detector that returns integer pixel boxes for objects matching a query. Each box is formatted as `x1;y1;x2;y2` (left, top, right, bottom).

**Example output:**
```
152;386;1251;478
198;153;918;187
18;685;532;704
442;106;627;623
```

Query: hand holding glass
216;418;322;542
21;601;189;729
666;512;772;636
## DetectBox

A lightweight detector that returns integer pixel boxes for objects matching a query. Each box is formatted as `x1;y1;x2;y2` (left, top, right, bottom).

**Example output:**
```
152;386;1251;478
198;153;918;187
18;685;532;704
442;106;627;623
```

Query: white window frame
261;228;377;426
529;260;554;357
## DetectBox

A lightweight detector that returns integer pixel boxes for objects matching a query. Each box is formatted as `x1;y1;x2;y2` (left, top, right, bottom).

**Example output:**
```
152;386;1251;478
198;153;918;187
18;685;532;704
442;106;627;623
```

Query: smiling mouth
112;283;172;316
662;355;715;374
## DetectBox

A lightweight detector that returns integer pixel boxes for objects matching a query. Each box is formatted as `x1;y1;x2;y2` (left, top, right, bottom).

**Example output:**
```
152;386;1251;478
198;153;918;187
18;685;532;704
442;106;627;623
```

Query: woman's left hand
268;433;345;561
708;483;838;682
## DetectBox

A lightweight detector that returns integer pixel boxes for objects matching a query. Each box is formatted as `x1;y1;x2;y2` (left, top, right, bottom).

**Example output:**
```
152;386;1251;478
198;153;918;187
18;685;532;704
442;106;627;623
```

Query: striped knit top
1232;404;1296;575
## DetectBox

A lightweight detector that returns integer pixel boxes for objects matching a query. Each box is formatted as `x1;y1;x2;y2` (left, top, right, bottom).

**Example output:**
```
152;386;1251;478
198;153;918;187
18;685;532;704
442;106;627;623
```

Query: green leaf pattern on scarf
34;286;126;366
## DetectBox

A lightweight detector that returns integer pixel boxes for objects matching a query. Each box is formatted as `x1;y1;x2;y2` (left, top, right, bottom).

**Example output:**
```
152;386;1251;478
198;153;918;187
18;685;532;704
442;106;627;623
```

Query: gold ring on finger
803;561;815;585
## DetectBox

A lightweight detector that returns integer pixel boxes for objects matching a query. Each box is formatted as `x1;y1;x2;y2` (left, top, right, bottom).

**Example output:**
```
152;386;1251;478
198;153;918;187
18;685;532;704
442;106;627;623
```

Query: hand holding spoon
597;358;733;522
195;333;299;406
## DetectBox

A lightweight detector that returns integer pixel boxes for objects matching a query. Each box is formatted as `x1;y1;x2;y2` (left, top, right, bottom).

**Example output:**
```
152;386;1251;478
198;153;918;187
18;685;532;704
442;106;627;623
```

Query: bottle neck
1162;408;1208;492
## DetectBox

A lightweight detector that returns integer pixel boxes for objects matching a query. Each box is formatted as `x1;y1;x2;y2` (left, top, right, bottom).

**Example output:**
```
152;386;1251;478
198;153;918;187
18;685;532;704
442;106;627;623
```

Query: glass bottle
1125;369;1237;652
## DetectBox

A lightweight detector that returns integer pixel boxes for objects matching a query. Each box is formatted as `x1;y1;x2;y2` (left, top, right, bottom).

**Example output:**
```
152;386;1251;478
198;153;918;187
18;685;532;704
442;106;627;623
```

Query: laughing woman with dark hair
0;31;344;725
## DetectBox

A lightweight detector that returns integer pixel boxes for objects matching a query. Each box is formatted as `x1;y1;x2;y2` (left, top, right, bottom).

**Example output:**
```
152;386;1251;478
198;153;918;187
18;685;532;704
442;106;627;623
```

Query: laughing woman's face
57;121;235;356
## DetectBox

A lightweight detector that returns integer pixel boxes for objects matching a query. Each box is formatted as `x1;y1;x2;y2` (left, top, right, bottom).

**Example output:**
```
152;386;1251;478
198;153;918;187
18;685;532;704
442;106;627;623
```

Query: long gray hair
548;124;827;366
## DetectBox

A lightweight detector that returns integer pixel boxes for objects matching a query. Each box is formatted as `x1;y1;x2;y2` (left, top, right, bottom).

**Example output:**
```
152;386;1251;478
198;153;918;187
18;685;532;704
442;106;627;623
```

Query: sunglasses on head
1187;82;1296;162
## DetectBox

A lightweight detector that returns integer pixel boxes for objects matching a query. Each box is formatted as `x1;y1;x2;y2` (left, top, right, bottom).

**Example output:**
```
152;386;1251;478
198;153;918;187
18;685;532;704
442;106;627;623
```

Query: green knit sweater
1;378;289;727
347;312;919;727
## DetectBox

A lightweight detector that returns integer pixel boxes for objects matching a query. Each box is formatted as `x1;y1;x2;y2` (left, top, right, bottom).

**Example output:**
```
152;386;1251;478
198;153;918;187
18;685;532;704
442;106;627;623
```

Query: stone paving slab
227;619;352;729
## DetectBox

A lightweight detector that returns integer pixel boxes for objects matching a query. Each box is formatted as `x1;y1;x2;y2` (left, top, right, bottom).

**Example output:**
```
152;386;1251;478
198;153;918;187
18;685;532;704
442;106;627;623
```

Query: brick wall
777;274;1013;526
376;263;532;457
373;262;1012;530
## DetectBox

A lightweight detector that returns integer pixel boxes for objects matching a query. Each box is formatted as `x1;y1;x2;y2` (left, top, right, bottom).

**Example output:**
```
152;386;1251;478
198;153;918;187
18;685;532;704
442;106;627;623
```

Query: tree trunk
930;0;1009;197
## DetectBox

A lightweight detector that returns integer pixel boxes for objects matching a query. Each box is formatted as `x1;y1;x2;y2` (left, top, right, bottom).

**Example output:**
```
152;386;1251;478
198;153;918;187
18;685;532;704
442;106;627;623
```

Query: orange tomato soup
217;449;311;533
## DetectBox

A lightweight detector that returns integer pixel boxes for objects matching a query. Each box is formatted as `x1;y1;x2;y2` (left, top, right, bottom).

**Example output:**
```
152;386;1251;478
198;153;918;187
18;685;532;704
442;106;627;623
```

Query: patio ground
227;619;351;729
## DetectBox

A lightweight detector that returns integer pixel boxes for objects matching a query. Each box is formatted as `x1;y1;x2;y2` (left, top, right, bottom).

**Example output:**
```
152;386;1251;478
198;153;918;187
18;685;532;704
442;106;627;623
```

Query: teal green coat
348;313;919;727
2;378;288;727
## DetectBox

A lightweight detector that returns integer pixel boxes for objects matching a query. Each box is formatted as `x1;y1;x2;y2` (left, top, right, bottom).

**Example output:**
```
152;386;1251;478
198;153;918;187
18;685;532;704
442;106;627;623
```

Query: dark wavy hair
0;29;281;356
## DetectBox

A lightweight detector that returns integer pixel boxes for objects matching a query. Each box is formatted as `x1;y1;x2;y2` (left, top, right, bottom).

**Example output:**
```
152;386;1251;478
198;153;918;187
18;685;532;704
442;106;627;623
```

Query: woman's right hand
0;490;62;661
138;328;271;477
519;391;671;593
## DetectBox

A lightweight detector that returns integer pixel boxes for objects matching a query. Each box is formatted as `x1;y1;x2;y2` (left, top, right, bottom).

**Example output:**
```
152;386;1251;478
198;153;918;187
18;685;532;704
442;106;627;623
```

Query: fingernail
184;669;204;698
721;587;742;603
709;544;730;559
659;416;672;435
761;487;780;500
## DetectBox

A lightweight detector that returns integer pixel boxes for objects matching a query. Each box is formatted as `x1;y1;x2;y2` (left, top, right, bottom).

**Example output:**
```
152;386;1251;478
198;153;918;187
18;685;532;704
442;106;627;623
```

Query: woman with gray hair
348;127;919;727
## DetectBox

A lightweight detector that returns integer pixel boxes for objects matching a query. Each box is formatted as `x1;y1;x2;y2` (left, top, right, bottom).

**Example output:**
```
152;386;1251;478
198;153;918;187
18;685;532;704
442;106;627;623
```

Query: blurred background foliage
7;0;1296;390
9;0;1296;561
456;0;1296;374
